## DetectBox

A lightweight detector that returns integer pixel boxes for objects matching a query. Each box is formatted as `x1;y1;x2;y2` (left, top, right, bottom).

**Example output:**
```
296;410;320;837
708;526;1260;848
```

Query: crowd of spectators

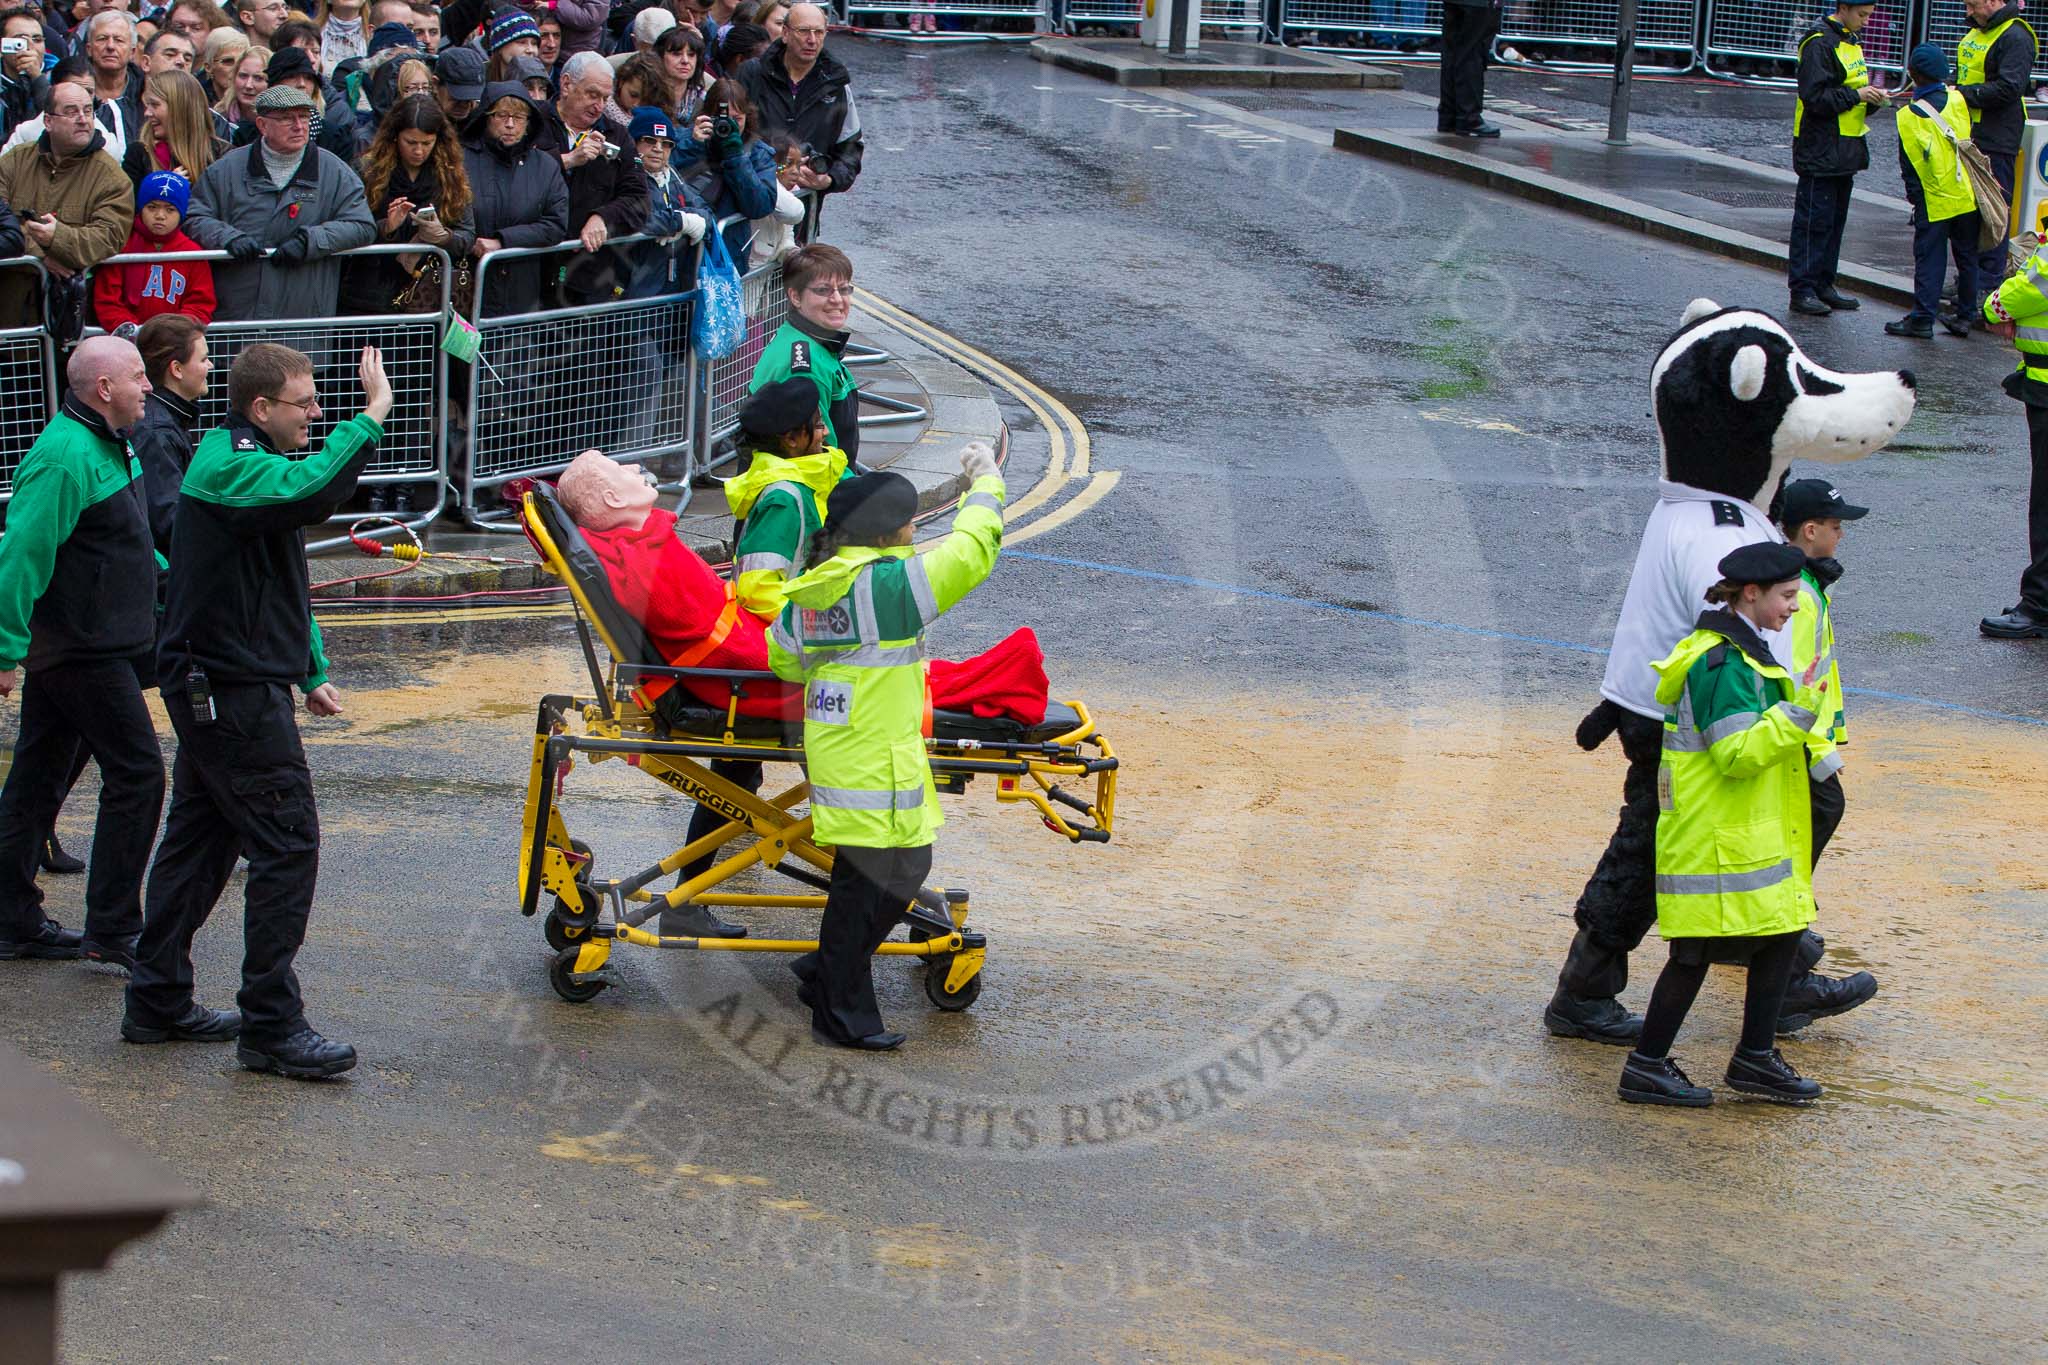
0;0;862;330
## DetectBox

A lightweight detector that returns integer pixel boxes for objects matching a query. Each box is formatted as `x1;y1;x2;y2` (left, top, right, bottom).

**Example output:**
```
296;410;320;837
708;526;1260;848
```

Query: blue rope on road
1007;550;2048;730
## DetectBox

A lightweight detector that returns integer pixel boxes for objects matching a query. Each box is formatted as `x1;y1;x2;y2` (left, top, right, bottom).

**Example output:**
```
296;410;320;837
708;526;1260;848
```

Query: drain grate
1685;187;1789;209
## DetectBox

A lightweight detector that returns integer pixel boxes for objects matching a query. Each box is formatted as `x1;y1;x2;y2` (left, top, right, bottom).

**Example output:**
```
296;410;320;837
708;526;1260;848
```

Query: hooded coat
461;82;569;318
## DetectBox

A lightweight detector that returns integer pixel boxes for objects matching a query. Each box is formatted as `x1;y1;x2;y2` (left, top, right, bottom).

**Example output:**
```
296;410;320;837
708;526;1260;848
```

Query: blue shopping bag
692;226;747;360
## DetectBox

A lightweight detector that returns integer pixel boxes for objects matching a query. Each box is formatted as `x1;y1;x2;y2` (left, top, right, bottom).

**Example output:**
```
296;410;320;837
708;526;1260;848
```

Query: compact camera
1;37;28;54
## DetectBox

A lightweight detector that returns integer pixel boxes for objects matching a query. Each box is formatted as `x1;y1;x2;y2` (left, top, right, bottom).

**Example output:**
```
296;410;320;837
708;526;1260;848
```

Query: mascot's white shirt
1601;480;1788;720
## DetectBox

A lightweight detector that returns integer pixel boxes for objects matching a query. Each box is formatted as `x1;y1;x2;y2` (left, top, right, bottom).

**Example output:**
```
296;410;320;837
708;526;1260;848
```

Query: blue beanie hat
487;8;540;51
366;19;421;56
628;105;675;144
139;170;190;219
1909;42;1949;81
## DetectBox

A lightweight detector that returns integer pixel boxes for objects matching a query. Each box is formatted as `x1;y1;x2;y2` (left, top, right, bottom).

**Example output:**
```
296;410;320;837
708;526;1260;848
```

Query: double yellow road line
850;288;1121;546
326;295;1115;629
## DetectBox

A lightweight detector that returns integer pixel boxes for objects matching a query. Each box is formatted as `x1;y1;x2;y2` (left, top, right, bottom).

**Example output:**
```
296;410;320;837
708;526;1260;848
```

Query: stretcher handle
1070;828;1111;844
1046;786;1094;814
618;663;780;682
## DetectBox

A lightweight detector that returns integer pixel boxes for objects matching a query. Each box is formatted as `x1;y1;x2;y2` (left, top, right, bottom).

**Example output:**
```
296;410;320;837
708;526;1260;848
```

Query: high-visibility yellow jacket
1985;240;2048;402
768;474;1005;848
723;446;849;622
1897;87;1978;223
1786;564;1846;778
1652;618;1829;939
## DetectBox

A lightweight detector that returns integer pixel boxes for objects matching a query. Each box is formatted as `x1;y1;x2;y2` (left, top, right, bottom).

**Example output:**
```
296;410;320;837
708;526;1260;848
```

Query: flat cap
253;83;318;114
1717;541;1808;587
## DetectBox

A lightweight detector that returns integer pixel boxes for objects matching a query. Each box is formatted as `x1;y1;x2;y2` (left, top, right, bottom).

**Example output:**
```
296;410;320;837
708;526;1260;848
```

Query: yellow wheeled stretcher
517;486;1118;1006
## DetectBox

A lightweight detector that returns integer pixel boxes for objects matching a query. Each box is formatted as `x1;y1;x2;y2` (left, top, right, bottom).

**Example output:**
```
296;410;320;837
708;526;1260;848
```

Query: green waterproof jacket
156;414;381;693
750;318;858;453
723;445;849;622
0;397;158;674
1652;612;1830;940
768;473;1005;849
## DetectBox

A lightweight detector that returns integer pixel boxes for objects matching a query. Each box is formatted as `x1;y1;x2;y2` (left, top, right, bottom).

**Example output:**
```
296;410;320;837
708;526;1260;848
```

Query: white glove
679;212;707;244
959;440;998;481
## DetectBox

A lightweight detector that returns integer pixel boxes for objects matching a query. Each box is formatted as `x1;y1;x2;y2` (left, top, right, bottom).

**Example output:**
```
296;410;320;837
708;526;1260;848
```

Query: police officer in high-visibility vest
1957;0;2036;295
1618;543;1833;1108
1980;215;2048;638
1790;0;1887;316
1886;45;1982;339
769;442;1004;1051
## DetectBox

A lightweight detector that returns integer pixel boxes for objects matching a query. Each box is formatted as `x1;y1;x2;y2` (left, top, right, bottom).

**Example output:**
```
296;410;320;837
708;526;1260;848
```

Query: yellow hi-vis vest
769;474;1005;848
1652;626;1826;940
1986;241;2048;386
1899;88;1980;222
1794;31;1870;139
1958;16;2038;128
1786;568;1846;778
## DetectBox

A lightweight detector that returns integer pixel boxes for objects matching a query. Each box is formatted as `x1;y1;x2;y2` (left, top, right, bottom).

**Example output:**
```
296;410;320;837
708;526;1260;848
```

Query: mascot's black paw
1575;699;1622;752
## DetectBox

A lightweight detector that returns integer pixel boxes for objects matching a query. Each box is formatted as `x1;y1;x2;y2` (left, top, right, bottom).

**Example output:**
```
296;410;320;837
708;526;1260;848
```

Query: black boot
1777;969;1877;1034
1790;293;1832;316
1980;603;2048;638
122;1004;241;1043
1546;987;1644;1044
1794;929;1826;974
80;935;137;974
659;903;748;939
1618;1051;1713;1106
238;1028;357;1078
39;834;84;874
1725;1046;1822;1103
1815;286;1860;310
0;918;84;960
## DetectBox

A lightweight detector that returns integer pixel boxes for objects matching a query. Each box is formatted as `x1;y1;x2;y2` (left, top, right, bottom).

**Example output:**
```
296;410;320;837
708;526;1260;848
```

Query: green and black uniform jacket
157;412;382;694
0;395;158;675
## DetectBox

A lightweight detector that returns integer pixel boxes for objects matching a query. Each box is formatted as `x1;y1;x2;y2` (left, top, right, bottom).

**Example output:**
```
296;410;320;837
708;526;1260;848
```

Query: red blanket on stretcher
582;508;1050;723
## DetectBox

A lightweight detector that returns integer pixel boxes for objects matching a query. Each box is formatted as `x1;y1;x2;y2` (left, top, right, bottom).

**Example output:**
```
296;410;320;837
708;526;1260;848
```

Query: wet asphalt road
7;42;2047;1364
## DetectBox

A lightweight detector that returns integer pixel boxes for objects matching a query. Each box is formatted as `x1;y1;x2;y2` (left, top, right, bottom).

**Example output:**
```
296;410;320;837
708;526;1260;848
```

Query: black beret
825;472;918;541
1717;541;1808;586
738;377;820;438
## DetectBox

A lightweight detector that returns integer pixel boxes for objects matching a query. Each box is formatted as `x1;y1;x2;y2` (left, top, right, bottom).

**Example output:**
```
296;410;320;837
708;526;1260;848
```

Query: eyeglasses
267;392;319;411
803;284;854;300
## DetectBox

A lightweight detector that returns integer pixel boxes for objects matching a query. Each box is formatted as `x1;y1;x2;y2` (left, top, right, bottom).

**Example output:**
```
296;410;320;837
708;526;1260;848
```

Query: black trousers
1907;209;1979;324
1637;928;1804;1059
0;658;163;943
1788;173;1855;298
1559;708;1664;999
1437;2;1498;132
127;683;320;1044
680;759;765;885
2024;402;2048;612
793;843;931;1043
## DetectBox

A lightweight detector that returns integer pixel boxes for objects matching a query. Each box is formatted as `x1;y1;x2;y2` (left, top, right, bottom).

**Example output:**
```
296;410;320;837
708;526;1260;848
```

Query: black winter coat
1793;18;1872;178
0;196;18;257
128;388;196;559
735;42;862;194
461;85;569;319
1957;3;2036;159
339;159;478;314
537;108;649;306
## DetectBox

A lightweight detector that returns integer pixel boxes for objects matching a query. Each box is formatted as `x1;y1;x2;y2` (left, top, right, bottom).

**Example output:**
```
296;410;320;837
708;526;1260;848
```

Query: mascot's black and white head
1649;299;1917;507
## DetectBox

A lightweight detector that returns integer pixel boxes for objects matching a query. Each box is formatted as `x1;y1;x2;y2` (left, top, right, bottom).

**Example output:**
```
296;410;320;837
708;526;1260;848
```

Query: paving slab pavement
1333;112;1929;307
1030;35;1398;88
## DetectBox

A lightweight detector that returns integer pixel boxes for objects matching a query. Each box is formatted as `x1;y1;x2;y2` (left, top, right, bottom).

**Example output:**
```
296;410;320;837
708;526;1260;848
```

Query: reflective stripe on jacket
1787;568;1846;775
723;446;849;621
1985;243;2048;400
768;474;1005;848
1651;622;1826;939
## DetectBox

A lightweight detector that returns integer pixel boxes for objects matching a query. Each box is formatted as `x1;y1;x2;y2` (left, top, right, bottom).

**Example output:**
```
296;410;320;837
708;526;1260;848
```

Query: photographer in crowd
734;3;860;208
540;49;647;305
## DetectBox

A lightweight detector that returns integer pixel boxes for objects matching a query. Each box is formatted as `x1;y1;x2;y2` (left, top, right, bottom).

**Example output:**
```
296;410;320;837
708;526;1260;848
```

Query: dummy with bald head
557;449;660;533
68;335;154;433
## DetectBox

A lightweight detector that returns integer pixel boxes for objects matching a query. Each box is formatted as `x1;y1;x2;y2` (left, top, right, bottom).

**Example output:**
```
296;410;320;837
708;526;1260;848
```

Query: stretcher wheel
544;906;587;952
549;945;606;1003
923;956;982;1012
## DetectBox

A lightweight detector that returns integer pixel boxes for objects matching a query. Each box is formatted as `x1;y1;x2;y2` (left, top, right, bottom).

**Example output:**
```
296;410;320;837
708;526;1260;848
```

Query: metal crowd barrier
1701;0;1909;81
1495;0;1699;65
0;256;57;504
1919;0;1970;62
1275;0;1440;52
698;231;792;470
1062;0;1143;30
462;233;700;525
841;0;1051;32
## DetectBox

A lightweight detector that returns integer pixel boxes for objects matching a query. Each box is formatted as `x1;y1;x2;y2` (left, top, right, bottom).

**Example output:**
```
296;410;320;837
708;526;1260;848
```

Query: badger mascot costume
1546;300;1918;1044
